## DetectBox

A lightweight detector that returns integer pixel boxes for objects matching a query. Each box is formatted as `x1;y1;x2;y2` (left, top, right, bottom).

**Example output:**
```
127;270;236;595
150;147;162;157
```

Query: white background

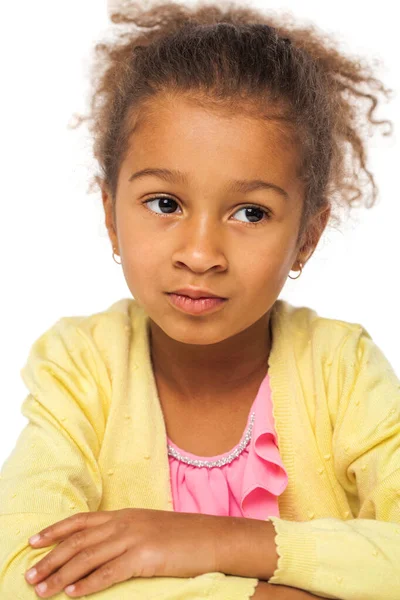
1;0;398;464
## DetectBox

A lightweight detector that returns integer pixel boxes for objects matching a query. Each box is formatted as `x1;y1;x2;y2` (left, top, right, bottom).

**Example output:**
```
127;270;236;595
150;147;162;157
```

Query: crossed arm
23;509;326;598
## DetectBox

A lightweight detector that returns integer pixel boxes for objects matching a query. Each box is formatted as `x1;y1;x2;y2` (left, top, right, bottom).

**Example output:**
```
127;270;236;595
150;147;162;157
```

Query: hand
24;508;223;598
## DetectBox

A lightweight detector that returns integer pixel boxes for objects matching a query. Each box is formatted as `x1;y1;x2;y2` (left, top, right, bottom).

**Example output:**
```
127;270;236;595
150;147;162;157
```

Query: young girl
1;1;399;599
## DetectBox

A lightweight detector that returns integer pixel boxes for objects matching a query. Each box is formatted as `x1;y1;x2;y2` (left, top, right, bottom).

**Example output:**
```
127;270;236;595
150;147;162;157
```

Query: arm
265;328;400;600
215;518;329;598
0;318;259;599
243;327;400;600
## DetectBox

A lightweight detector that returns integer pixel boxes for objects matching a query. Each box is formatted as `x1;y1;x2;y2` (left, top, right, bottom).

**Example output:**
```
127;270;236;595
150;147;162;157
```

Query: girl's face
104;94;308;346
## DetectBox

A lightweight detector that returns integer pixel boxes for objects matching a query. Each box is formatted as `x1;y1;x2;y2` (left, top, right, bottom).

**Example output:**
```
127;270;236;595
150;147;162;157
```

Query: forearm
215;517;326;598
216;516;278;580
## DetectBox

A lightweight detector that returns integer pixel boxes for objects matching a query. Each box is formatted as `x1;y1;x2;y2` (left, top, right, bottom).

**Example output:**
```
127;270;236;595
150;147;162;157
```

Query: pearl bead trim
167;412;256;468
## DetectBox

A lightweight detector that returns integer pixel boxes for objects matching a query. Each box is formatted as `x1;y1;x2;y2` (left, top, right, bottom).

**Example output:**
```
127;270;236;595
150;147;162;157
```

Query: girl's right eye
143;196;181;216
142;195;271;226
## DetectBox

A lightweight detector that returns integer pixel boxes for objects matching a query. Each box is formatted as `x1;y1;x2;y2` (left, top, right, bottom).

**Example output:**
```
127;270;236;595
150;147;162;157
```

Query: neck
148;310;272;405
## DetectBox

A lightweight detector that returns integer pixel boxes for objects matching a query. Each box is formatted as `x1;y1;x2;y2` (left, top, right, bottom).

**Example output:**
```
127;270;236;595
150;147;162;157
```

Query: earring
112;248;121;265
288;262;303;280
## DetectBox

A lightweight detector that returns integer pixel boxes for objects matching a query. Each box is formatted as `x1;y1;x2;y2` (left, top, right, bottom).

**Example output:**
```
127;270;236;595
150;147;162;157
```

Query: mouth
167;288;227;300
166;292;227;315
168;293;225;300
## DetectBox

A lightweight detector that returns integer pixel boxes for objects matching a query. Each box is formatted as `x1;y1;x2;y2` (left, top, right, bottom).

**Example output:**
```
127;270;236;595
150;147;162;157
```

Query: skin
102;92;330;407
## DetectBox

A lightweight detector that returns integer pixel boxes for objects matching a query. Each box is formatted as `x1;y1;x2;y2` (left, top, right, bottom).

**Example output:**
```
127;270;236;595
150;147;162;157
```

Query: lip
167;293;227;315
168;286;226;299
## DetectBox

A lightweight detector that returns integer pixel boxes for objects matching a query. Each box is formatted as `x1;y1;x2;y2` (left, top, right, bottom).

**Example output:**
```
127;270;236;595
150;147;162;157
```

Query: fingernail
26;568;37;581
29;534;41;544
65;585;76;593
36;582;47;593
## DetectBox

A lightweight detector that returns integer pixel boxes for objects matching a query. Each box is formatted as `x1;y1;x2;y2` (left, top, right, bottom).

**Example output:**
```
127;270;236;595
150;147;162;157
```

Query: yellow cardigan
1;297;400;599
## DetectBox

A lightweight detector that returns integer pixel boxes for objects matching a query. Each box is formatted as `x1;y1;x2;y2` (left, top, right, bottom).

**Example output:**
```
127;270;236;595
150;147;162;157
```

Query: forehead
123;93;301;184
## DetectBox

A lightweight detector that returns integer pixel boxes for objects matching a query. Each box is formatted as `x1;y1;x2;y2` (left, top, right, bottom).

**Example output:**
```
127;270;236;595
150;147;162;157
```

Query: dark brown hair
70;0;394;250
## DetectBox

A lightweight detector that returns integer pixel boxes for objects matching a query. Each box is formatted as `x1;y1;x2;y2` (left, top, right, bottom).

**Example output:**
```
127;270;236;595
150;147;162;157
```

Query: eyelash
141;195;272;227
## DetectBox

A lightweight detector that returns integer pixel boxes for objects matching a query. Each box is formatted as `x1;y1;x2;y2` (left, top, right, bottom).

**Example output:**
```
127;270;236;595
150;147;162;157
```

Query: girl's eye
142;196;271;226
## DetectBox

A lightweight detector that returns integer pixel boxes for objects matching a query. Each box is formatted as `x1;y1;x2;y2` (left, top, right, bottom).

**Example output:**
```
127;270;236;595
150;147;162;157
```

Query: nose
172;214;228;274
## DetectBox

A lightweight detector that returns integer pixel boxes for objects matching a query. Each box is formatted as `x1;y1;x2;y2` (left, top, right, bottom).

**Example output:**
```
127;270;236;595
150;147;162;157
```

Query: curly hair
69;0;394;248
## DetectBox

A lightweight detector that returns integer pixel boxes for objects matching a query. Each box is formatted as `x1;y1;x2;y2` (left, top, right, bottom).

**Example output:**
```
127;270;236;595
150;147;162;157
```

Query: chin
157;317;234;346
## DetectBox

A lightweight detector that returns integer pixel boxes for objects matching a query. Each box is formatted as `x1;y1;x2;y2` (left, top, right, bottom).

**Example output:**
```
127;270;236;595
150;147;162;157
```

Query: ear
101;183;119;253
296;204;331;266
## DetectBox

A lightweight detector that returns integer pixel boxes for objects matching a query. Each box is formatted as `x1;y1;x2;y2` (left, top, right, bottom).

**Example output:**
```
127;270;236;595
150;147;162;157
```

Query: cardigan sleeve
0;318;259;599
267;325;400;600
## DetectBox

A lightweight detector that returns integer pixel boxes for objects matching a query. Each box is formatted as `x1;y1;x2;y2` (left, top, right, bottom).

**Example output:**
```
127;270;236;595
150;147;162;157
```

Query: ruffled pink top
167;372;288;520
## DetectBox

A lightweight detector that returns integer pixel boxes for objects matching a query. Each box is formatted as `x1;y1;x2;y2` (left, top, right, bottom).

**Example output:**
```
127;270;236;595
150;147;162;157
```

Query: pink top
167;373;288;520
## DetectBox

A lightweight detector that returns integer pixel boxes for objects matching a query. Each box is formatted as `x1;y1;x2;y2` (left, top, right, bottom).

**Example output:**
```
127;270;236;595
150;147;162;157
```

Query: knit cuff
267;516;317;590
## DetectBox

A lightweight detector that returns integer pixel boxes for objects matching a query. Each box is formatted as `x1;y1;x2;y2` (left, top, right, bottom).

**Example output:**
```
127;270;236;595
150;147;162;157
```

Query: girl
1;1;399;599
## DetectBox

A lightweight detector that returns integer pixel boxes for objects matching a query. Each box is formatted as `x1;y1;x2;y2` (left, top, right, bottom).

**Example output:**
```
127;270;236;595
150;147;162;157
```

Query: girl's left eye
142;196;271;226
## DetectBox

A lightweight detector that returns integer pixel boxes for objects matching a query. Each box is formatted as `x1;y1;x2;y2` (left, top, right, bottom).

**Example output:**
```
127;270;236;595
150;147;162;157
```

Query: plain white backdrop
1;0;398;465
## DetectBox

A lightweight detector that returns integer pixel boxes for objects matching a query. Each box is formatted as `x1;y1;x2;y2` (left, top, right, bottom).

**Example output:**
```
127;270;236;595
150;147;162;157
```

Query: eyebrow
128;168;290;201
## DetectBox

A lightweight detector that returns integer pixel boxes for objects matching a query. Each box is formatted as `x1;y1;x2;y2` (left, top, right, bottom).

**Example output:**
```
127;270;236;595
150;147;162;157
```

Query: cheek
121;226;161;274
273;252;294;281
118;240;158;304
243;244;290;281
124;256;159;296
241;247;293;303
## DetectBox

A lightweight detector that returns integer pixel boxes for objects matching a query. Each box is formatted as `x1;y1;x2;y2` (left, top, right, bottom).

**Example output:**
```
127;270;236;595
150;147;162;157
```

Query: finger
32;538;127;598
63;549;132;597
29;513;90;547
25;521;115;586
29;511;111;546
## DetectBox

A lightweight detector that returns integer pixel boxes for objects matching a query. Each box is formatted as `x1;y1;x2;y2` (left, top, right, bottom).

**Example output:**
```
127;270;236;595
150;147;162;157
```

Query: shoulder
20;297;147;400
272;298;375;365
274;297;367;336
273;298;399;377
26;297;145;350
